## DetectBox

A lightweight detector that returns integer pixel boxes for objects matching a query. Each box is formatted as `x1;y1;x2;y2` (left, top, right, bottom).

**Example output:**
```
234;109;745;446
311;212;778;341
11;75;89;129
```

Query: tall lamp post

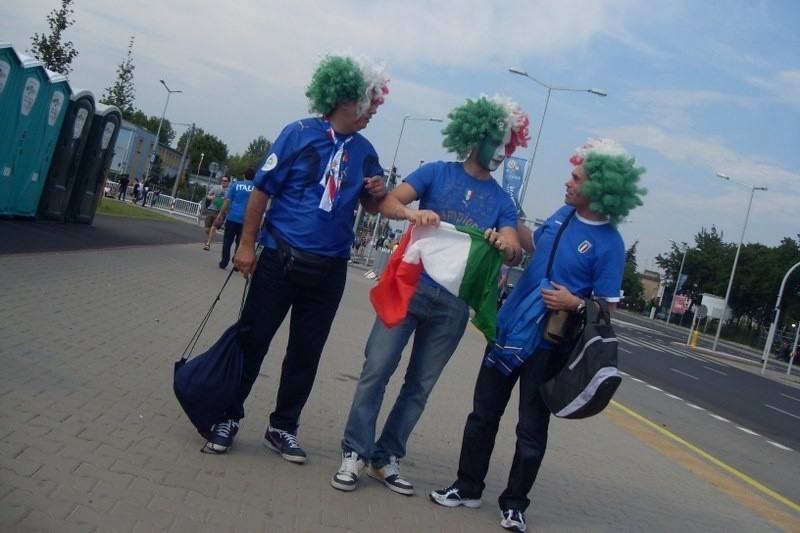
144;79;182;184
508;68;606;211
364;114;442;266
665;245;701;327
712;173;767;351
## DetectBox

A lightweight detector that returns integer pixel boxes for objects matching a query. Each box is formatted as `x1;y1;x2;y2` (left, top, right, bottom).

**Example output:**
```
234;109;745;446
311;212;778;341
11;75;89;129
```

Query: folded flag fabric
370;222;503;343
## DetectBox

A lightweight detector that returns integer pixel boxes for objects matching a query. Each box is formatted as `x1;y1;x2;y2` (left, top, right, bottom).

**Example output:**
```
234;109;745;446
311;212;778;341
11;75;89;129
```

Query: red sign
671;295;690;313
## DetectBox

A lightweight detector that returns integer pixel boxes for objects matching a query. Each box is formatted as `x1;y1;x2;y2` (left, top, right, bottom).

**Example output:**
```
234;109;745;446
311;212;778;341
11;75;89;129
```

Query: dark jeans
454;345;566;512
219;220;243;268
232;248;347;432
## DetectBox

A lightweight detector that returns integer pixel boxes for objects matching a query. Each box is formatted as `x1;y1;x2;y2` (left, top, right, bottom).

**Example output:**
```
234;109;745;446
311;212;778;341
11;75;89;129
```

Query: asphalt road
1;214;204;255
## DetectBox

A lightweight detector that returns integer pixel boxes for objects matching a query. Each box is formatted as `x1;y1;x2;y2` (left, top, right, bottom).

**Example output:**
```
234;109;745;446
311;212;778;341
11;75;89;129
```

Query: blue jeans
232;248;347;431
453;345;566;512
342;281;469;467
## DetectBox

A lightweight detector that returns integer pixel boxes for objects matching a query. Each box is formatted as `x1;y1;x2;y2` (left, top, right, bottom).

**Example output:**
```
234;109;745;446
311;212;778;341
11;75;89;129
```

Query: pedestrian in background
216;169;255;269
203;176;229;251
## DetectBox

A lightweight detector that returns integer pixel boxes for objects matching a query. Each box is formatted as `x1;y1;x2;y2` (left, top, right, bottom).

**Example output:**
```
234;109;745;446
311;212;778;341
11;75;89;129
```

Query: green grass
97;197;183;223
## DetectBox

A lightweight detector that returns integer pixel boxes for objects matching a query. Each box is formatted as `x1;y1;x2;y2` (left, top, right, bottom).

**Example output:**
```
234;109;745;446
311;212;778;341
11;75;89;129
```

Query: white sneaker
368;456;414;495
331;451;365;492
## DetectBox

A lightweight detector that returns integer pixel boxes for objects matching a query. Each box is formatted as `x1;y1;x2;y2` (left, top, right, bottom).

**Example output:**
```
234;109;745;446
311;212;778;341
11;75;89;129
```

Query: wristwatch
575;299;587;313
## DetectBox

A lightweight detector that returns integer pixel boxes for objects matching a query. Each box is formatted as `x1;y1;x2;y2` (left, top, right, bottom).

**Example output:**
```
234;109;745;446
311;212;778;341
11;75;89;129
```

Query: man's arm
233;188;269;277
359;175;388;214
379;183;440;227
517;220;535;254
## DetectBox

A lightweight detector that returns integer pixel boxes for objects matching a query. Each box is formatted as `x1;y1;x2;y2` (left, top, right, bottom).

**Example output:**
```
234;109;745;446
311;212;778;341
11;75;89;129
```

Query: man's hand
234;245;258;278
405;208;440;227
541;281;581;311
364;175;387;198
484;228;518;263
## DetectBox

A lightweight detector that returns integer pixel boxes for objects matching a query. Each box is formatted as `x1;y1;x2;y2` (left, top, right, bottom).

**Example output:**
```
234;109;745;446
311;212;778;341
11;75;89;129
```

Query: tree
126;108;175;146
100;36;136;117
226;136;271;178
177;127;228;177
29;0;79;75
621;241;644;309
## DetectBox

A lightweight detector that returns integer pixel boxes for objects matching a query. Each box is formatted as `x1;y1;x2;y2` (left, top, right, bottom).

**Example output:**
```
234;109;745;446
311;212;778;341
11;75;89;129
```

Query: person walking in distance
203;176;230;251
201;53;390;461
216;169;255;269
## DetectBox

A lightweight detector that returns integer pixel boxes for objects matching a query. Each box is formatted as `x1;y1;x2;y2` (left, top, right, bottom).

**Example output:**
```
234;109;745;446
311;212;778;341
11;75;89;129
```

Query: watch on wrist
575;299;587;313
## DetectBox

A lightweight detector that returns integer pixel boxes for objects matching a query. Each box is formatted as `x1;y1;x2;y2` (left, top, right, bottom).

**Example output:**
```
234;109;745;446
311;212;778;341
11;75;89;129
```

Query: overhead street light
508;67;606;212
364;114;443;266
711;172;767;352
144;79;182;184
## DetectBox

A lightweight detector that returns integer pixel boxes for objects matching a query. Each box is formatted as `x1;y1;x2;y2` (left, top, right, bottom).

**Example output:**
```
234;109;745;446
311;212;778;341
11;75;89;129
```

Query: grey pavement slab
0;229;793;532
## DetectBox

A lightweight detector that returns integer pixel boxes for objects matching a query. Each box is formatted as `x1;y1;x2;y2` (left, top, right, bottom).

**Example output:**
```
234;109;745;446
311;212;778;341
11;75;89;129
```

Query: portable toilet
38;90;95;221
67;103;122;224
0;46;46;215
10;68;71;217
0;41;23;131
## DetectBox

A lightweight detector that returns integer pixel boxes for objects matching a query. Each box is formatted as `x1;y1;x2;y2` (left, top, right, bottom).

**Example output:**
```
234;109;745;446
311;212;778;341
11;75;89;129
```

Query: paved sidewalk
0;218;793;532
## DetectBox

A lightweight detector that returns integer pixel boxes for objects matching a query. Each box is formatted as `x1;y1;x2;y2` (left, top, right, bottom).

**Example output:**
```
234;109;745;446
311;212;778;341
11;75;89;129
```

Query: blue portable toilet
0;46;46;214
67;103;122;224
10;68;72;217
38;89;95;221
0;49;50;216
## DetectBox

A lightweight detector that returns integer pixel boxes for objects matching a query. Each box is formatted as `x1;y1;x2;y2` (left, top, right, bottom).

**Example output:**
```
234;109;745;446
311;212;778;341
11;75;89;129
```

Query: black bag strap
583;297;611;325
545;209;576;278
180;269;247;362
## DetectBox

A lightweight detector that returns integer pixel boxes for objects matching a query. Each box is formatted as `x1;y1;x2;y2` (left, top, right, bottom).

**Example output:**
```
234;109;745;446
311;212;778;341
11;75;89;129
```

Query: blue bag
173;270;244;437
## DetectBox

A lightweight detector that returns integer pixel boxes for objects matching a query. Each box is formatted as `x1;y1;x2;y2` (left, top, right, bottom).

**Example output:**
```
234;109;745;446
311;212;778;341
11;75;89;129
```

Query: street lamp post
170;122;195;199
508;67;606;211
665;245;700;327
712;173;767;351
144;79;182;184
364;114;442;266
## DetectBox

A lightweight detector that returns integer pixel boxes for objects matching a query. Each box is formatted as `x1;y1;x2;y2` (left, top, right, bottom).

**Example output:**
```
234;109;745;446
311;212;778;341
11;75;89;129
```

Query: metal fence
105;181;203;222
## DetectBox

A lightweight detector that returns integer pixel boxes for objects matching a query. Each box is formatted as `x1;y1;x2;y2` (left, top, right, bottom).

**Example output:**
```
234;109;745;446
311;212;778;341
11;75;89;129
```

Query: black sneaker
429;485;482;508
203;419;239;454
500;509;526;532
263;426;307;464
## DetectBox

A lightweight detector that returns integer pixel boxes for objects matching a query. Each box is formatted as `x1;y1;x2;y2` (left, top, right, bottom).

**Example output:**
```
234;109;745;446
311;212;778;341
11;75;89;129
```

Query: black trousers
232;248;347;432
454;346;565;512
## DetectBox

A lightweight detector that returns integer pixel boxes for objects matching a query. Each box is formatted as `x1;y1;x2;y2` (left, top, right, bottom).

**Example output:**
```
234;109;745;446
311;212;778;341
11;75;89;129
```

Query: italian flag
370;222;504;343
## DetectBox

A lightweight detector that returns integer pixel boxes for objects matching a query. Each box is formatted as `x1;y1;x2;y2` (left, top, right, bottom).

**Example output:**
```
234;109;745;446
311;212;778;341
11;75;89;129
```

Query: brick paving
0;218;790;532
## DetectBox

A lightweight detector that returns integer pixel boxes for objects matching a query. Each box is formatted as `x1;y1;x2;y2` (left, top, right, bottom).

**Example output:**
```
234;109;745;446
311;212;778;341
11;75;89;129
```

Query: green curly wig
305;54;389;117
441;95;529;159
579;152;647;226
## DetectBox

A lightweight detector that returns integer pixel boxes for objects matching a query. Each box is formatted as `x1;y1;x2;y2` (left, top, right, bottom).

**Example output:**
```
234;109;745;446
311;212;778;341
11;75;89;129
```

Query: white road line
670;368;699;380
620;347;632;354
703;366;728;376
766;441;793;451
664;393;683;401
686;403;705;411
764;403;800;420
737;426;761;437
709;413;730;423
647;385;663;392
779;393;800;402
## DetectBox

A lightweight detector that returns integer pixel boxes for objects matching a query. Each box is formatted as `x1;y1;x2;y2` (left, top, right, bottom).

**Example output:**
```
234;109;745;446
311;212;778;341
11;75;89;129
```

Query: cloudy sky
3;0;799;273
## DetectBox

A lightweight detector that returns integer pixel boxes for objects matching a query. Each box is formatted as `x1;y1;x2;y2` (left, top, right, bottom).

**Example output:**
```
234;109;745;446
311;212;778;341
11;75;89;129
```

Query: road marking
766;440;793;451
647;385;663;392
664;393;683;401
737;426;760;436
670;368;698;380
703;365;727;376
686;403;705;411
779;393;800;402
608;401;800;515
764;403;800;421
709;413;730;423
619;346;632;354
